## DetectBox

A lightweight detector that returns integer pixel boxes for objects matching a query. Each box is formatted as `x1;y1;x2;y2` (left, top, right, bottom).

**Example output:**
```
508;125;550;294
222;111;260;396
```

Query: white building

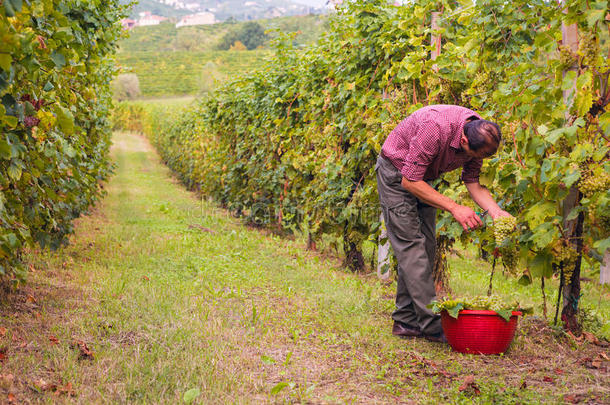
138;11;167;26
176;12;216;27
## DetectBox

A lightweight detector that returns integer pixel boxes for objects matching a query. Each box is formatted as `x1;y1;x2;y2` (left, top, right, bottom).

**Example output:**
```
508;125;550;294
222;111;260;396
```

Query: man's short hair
464;119;501;157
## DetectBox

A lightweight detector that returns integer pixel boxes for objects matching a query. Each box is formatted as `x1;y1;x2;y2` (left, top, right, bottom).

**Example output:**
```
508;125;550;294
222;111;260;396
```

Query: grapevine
0;0;126;281
493;216;519;274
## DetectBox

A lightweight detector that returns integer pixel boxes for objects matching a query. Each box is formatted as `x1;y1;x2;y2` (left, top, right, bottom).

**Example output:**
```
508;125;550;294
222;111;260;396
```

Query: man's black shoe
392;320;422;338
423;331;448;343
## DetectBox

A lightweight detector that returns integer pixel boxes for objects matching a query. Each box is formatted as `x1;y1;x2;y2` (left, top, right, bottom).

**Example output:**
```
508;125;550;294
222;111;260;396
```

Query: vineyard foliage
116;50;269;96
116;0;609;282
0;0;126;281
115;15;328;97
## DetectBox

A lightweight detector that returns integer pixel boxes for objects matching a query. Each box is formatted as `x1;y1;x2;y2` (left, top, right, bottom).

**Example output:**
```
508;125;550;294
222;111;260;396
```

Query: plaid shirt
381;105;483;183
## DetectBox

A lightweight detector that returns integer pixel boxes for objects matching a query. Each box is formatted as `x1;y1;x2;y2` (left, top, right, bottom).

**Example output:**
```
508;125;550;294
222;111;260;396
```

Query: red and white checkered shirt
381;105;483;183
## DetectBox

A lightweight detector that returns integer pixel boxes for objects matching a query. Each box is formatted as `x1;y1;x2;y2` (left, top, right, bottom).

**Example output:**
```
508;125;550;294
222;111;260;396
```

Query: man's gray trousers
375;154;442;335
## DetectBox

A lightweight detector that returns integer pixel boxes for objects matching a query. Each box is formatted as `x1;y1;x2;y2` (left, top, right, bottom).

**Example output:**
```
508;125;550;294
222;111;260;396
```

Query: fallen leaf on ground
0;347;7;362
188;224;216;234
543;376;554;383
567;331;583;345
26;295;37;304
458;375;480;395
34;378;56;392
599;352;609;361
564;394;578;404
0;327;6;338
0;374;14;387
72;340;94;360
582;332;600;345
56;382;75;397
554;368;564;375
49;335;59;345
7;393;16;403
141;275;150;281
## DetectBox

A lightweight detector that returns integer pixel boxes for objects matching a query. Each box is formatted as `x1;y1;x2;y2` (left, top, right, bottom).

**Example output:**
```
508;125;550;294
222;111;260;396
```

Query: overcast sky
292;0;328;9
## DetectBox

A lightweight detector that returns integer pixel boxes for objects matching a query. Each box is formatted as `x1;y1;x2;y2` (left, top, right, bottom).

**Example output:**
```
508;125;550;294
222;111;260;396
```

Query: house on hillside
138;11;167;26
121;18;137;30
176;12;216;27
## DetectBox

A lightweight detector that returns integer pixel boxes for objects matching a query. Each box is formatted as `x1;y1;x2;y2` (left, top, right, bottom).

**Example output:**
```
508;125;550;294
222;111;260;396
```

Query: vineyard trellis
115;0;609;333
0;0;126;283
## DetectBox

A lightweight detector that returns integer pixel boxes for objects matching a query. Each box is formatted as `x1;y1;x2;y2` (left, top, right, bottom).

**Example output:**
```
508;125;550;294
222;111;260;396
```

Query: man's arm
465;182;512;220
401;178;483;231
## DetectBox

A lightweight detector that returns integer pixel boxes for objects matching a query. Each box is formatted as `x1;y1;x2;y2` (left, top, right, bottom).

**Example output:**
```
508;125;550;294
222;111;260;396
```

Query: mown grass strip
0;132;607;404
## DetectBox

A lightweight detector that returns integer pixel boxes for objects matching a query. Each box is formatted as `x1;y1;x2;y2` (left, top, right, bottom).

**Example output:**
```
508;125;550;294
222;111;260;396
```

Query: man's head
460;119;501;159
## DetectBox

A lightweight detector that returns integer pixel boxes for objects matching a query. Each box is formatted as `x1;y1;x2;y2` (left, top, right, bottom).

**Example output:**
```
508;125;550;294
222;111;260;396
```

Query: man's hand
489;208;513;220
450;205;483;231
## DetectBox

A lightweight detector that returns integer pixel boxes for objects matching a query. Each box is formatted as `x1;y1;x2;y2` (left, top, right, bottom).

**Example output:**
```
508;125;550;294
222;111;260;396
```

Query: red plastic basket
441;309;522;355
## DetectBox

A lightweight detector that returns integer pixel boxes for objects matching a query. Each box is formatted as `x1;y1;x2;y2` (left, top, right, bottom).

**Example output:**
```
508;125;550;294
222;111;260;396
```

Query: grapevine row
0;0;126;282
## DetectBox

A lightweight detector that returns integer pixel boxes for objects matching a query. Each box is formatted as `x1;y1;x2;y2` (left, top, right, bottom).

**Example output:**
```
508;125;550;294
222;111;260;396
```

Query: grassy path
0;132;608;404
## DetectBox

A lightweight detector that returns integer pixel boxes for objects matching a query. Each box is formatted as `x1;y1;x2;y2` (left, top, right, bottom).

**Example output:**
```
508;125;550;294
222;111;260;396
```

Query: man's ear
460;134;469;147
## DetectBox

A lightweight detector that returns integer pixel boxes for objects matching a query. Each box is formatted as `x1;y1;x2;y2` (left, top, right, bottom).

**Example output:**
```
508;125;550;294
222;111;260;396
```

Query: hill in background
116;15;328;97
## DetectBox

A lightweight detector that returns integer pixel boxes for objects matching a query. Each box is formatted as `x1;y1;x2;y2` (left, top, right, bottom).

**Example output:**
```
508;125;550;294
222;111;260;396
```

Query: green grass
0;132;608;404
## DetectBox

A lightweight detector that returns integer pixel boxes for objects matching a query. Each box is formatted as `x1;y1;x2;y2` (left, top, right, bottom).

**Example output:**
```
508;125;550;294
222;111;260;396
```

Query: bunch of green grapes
578;31;599;67
493;216;516;244
579;164;610;197
558;45;577;69
463;294;504;312
493;216;519;274
552;240;578;285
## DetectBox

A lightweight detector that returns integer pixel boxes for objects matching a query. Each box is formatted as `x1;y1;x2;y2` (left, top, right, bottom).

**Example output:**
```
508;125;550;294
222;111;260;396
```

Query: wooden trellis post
430;12;441;73
601;251;610;285
559;10;584;330
376;11;443;281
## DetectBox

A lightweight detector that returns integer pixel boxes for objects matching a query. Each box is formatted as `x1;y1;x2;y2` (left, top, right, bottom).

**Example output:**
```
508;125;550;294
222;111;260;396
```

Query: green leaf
51;52;66;68
495;309;512;322
9;0;22;12
260;354;275;365
517;271;532;286
530;223;558;249
270;382;289;395
3;0;15;17
54;105;74;135
0;138;10;159
523;201;555;227
7;163;22;181
562;168;580;188
574;91;593;117
561;71;576;91
182;388;200;404
593;237;610;253
447;303;463;319
0;54;12;72
544;128;564;144
43;81;55;92
585;8;605;27
3;115;18;127
566;206;583;221
536;124;548;136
